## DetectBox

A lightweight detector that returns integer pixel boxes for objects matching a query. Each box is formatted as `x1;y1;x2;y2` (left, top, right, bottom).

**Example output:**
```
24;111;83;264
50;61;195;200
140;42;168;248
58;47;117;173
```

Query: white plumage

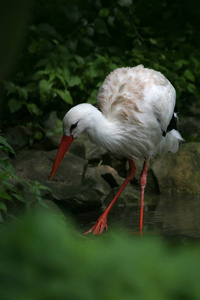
51;65;184;235
64;65;183;159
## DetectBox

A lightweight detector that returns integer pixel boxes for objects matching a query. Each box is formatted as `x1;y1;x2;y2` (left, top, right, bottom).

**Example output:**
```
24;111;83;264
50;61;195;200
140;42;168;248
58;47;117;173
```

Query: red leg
84;159;137;235
139;159;148;233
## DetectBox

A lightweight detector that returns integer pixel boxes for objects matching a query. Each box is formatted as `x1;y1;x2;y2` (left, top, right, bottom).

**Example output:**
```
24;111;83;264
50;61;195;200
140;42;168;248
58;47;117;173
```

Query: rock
84;139;107;161
43;135;61;151
108;154;128;178
104;186;141;208
49;183;101;212
12;149;88;186
179;117;200;141
83;164;125;201
43;132;107;161
150;142;200;194
12;149;102;213
4;125;32;151
43;134;86;159
104;184;153;208
131;160;160;194
155;194;200;238
73;133;107;161
83;166;111;199
42;111;58;131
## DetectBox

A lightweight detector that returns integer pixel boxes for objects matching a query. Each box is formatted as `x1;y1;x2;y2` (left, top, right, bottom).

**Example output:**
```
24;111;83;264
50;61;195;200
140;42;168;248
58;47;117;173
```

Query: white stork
50;65;183;235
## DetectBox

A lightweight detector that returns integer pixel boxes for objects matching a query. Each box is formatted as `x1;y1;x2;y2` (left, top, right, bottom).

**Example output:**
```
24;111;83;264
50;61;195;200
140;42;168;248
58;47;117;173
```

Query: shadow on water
75;194;200;243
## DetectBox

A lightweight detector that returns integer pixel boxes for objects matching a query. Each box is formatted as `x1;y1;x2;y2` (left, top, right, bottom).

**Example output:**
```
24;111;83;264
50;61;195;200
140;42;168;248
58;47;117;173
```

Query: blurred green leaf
56;89;73;104
0;202;7;213
8;99;22;113
68;76;82;87
1;212;200;300
94;18;109;35
0;192;11;202
187;83;199;97
13;193;26;203
184;69;195;82
39;79;52;93
88;89;98;103
99;8;110;18
0;136;15;155
149;38;157;45
27;103;41;116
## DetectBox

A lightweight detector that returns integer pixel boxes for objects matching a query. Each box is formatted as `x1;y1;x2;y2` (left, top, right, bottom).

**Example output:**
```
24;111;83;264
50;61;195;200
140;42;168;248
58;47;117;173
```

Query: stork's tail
158;129;184;154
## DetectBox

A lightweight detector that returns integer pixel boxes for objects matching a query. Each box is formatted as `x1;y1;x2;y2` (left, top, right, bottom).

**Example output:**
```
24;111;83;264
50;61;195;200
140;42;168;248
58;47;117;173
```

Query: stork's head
49;103;94;180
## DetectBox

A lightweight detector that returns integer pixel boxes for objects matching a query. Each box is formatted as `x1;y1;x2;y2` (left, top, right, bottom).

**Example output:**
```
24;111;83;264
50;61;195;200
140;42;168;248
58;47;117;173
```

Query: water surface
76;194;200;243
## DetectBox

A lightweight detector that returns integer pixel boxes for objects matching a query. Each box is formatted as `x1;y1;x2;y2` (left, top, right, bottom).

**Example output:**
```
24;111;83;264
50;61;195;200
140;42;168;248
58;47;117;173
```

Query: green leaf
3;81;15;94
39;79;52;94
0;136;15;155
108;16;115;28
94;18;109;35
56;90;73;104
184;70;195;82
0;212;4;222
99;8;110;18
34;131;43;140
88;89;97;103
118;0;133;7
175;59;188;69
13;193;26;203
56;74;67;88
85;65;99;79
27;103;41;116
68;76;82;87
8;99;22;113
187;83;199;97
74;55;85;65
64;4;79;23
16;86;28;100
38;23;61;39
0;202;8;213
0;191;11;201
149;38;157;45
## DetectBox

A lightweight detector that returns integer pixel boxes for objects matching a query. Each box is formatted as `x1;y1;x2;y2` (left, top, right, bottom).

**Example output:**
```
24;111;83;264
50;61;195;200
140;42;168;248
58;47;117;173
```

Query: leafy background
2;0;200;142
1;0;200;229
1;1;200;298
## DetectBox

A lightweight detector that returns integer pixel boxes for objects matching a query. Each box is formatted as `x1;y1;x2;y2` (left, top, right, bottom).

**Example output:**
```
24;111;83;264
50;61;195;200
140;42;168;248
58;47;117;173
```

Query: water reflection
77;194;200;240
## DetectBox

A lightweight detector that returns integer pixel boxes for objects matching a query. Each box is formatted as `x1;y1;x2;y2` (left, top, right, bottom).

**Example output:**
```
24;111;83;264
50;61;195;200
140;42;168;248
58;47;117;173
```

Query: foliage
0;135;50;221
2;0;200;138
0;211;200;300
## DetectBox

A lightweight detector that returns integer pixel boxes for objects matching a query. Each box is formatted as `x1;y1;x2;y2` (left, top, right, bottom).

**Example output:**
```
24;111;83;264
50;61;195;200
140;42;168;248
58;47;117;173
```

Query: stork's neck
85;106;121;153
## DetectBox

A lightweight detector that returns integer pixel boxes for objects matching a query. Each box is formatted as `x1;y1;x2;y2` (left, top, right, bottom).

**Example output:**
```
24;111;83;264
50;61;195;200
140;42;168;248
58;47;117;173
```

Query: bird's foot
84;213;108;235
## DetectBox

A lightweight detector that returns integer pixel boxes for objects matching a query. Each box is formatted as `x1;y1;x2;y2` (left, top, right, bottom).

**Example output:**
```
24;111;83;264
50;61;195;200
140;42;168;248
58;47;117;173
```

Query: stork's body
50;65;183;234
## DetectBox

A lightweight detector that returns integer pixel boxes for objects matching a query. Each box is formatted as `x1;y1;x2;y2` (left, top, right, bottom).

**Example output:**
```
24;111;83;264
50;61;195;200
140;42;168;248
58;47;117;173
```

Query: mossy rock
151;143;200;194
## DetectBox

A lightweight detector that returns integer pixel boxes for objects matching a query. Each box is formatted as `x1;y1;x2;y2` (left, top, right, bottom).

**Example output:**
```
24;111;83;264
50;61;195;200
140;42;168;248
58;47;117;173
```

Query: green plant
2;0;200;134
0;135;51;221
0;135;25;221
1;211;200;300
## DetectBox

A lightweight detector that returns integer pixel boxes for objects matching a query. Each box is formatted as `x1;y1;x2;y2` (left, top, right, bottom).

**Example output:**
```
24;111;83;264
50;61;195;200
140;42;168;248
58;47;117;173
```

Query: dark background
1;0;200;139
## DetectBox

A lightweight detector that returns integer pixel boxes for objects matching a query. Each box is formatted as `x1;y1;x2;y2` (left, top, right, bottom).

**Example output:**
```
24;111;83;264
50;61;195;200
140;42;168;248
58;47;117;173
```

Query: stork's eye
70;121;78;134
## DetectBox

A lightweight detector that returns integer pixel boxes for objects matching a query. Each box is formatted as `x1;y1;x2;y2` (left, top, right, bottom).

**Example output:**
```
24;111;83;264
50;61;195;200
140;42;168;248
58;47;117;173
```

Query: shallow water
76;194;200;242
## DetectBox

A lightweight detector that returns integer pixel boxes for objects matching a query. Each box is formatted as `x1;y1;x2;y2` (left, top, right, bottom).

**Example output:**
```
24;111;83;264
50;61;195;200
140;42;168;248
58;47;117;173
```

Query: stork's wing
97;65;175;131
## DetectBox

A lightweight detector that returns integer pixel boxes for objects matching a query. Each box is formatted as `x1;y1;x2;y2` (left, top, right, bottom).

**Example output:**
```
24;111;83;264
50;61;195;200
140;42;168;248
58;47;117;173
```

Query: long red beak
50;134;74;180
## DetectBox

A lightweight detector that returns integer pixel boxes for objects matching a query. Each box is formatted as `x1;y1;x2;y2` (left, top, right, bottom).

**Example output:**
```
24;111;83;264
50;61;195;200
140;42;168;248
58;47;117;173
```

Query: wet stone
104;185;141;208
13;149;88;186
83;164;125;203
50;184;101;213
